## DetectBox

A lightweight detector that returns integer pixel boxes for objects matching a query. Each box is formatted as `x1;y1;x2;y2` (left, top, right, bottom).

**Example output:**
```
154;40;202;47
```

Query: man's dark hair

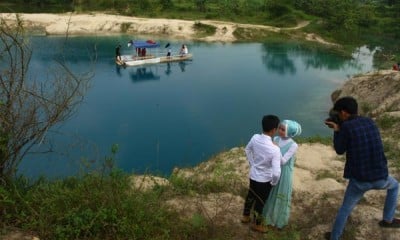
262;115;280;132
333;96;358;115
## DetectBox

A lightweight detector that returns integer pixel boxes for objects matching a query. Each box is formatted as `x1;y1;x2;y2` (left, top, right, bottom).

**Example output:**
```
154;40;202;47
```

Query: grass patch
376;114;399;130
233;27;292;42
315;169;337;181
120;22;131;33
292;192;357;239
378;115;400;170
192;21;216;38
0;171;195;240
296;135;332;145
169;158;243;195
360;102;374;116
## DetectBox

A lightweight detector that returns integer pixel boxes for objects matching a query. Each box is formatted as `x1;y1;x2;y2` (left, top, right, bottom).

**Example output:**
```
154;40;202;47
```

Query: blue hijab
280;120;302;138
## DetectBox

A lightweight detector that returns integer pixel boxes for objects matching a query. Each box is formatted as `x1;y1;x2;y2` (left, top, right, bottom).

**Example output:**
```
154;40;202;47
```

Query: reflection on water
116;64;123;76
262;43;296;75
162;61;188;75
117;61;191;82
165;63;172;75
179;61;186;72
130;67;160;82
261;43;360;75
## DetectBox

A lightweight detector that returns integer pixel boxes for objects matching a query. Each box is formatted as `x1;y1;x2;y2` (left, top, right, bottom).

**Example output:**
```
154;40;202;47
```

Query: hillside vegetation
1;0;400;58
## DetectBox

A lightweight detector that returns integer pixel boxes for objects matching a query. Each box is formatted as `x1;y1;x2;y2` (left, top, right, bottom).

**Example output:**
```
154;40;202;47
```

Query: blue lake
19;35;375;178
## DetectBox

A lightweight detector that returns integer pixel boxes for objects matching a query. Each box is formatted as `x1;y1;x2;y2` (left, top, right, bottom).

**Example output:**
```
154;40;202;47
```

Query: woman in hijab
263;119;302;229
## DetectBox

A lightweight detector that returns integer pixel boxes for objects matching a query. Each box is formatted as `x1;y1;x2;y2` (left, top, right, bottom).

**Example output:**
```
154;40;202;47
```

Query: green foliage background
1;0;399;58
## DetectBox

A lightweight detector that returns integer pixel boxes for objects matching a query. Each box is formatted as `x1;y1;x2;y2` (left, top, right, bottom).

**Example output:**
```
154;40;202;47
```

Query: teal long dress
263;137;295;228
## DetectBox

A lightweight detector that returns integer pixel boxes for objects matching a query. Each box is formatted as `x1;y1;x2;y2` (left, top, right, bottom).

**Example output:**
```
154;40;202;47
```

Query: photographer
324;96;400;240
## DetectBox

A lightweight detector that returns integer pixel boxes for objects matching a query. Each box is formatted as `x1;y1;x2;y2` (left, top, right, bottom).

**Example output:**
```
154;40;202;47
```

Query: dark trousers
243;179;272;225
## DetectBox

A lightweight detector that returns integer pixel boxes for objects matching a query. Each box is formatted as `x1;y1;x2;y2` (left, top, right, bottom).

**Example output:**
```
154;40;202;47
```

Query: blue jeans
330;176;399;240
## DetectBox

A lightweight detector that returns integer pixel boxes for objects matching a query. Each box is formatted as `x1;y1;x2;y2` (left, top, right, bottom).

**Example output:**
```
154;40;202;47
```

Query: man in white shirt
241;115;281;233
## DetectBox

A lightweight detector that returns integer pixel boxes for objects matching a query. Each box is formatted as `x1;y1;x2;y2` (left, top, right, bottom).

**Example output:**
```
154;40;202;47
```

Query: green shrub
376;114;399;130
192;21;217;38
120;22;131;33
1;170;190;239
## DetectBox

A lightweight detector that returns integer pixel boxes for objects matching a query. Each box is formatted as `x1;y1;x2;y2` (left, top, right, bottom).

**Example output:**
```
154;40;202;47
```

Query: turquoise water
18;36;375;178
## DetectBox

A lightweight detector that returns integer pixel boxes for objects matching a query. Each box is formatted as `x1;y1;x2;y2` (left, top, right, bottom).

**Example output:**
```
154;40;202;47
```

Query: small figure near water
115;44;122;62
179;44;188;57
165;42;172;58
167;48;171;58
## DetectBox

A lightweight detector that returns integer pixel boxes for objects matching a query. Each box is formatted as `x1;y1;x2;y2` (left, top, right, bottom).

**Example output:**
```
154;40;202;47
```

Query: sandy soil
0;12;337;45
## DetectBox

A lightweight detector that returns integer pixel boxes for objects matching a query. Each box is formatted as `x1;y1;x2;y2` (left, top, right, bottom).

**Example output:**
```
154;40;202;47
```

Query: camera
325;109;341;127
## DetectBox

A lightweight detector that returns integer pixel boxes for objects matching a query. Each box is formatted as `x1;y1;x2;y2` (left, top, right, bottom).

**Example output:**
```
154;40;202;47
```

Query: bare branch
0;14;92;183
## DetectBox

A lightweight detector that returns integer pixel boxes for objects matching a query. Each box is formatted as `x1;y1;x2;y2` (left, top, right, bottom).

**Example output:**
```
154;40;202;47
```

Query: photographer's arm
324;120;340;131
325;120;346;154
333;127;347;155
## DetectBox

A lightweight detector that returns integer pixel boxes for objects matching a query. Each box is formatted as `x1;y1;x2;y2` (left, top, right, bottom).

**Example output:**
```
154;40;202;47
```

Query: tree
159;0;174;10
194;0;207;12
0;15;92;184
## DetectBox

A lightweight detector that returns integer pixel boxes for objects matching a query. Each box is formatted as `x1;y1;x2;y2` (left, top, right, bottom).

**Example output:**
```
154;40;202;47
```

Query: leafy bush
266;2;291;18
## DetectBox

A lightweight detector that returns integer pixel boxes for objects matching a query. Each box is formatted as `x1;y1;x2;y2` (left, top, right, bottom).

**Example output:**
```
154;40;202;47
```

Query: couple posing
241;115;301;233
242;97;400;239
